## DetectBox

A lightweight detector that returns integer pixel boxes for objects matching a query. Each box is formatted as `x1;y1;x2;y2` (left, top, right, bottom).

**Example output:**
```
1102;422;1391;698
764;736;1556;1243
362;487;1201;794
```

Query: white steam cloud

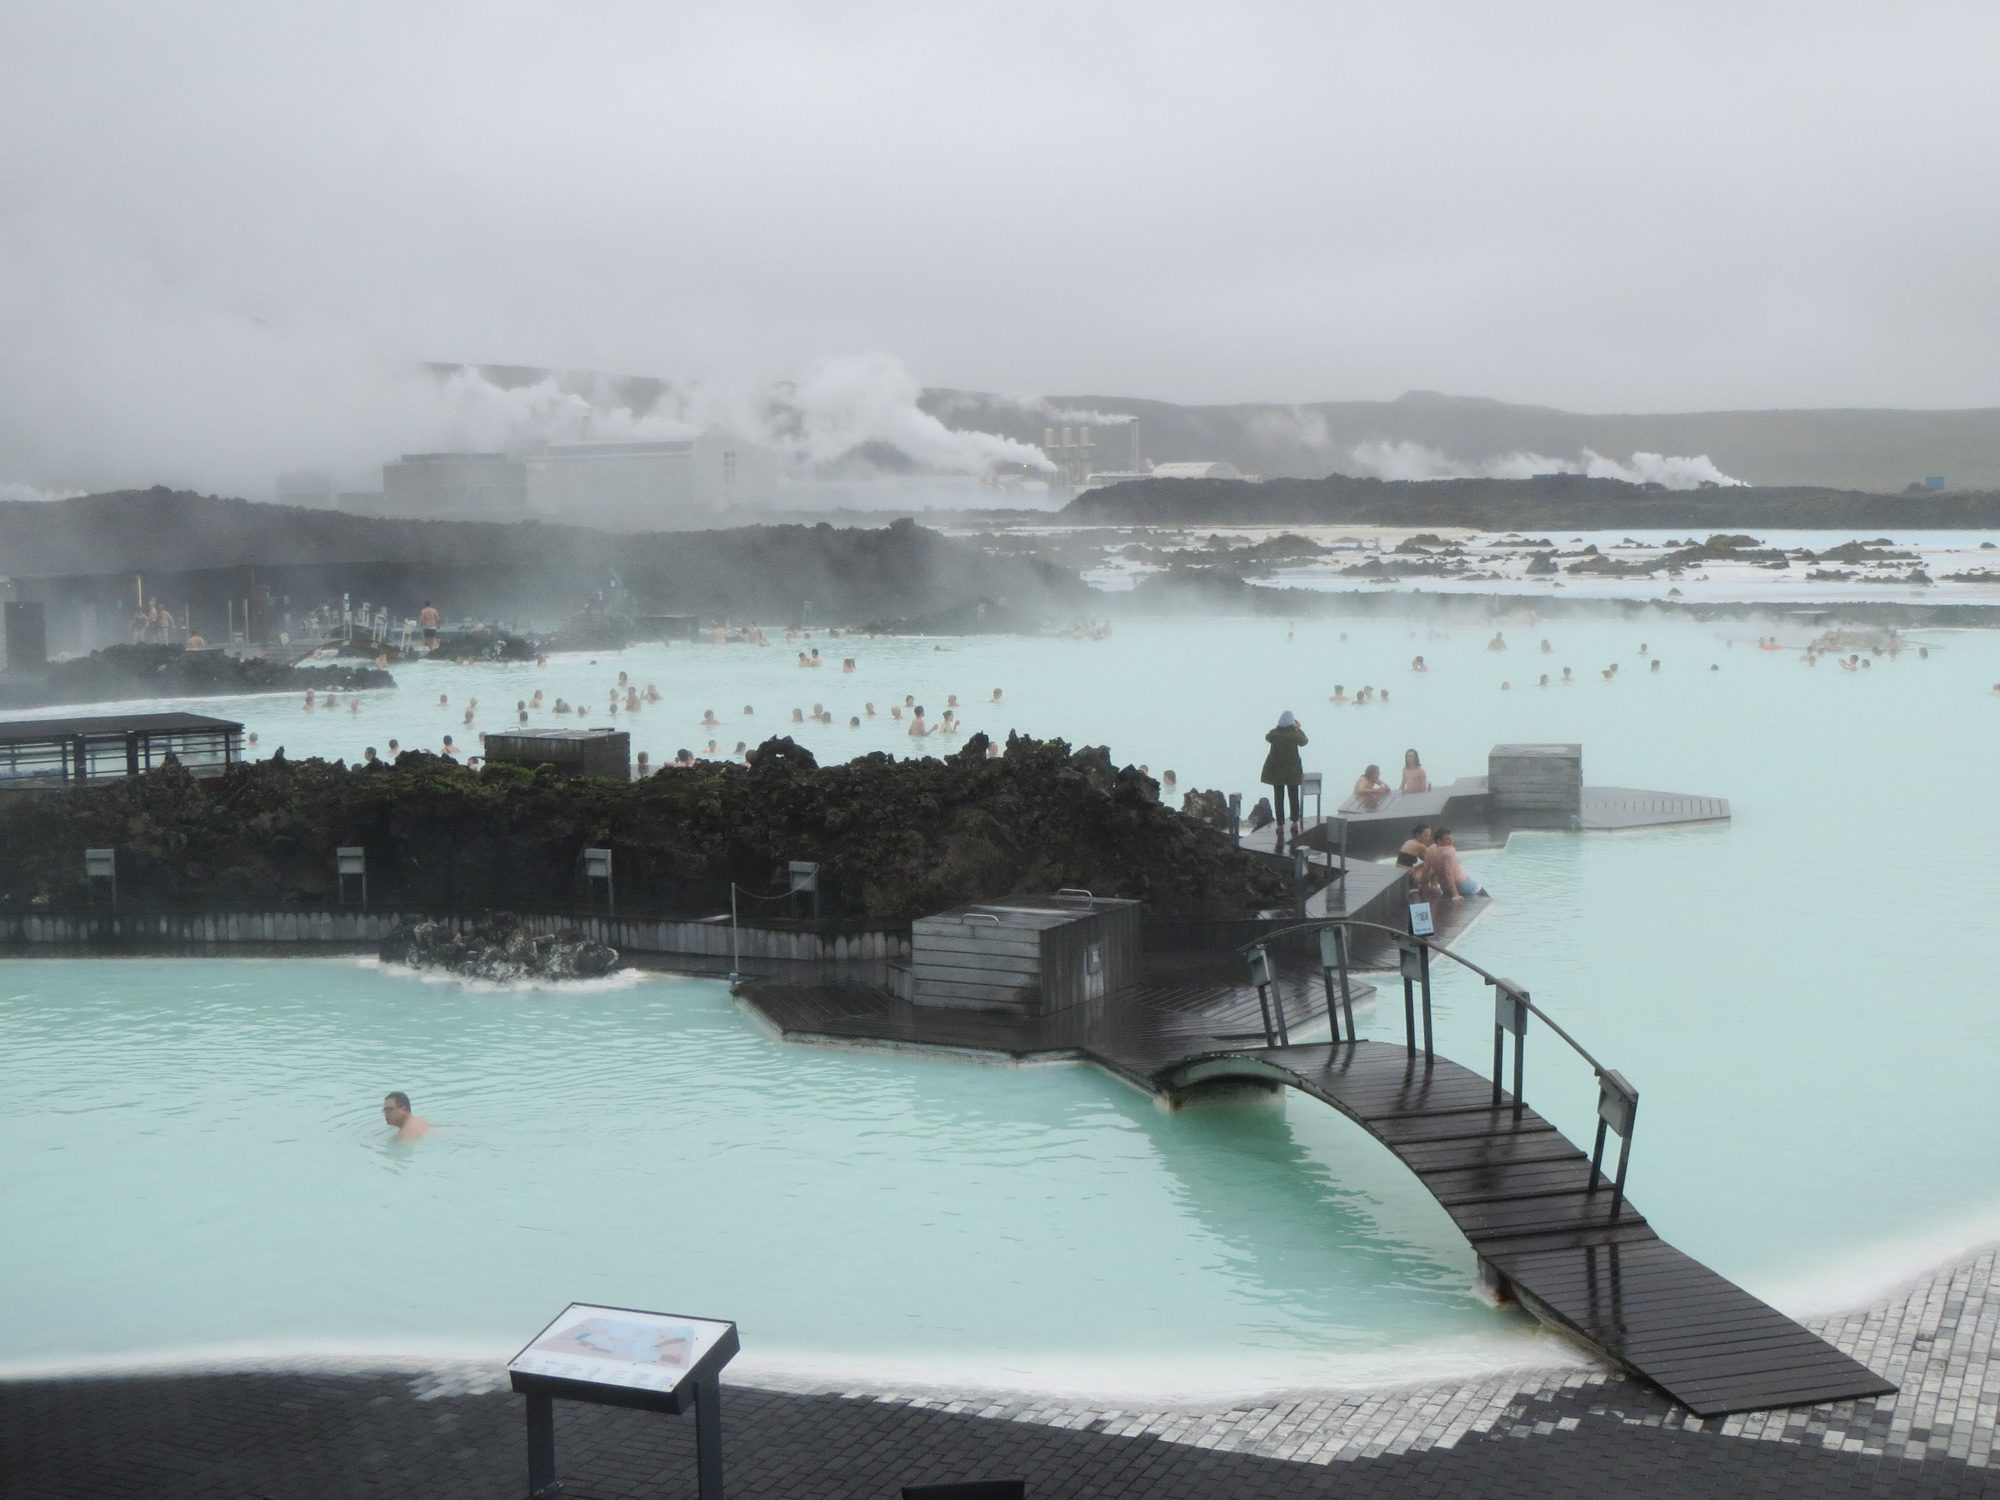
1343;439;1746;489
0;480;85;503
778;355;1053;474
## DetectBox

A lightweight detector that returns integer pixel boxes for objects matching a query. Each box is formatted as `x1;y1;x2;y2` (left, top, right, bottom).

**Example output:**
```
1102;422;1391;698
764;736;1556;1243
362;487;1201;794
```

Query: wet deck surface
1154;1042;1896;1419
740;933;1894;1419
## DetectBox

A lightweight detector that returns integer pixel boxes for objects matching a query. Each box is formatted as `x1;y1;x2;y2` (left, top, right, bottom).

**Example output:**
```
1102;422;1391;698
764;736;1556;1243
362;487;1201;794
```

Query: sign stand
509;1302;739;1500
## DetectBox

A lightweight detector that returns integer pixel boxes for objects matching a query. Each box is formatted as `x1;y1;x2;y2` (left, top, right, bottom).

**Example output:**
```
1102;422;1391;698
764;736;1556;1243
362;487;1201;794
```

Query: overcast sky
4;2;1999;494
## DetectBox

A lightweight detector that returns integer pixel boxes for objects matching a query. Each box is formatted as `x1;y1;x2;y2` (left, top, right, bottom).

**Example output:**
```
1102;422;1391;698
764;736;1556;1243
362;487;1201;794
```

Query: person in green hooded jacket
1261;710;1308;834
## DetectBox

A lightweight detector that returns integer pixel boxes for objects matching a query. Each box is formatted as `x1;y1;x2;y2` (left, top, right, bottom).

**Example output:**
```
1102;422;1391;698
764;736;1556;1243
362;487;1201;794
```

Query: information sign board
512;1304;735;1395
1407;901;1435;936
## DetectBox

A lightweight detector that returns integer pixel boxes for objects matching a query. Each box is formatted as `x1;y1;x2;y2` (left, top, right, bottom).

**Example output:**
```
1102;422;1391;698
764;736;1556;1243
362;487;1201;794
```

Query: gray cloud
4;1;1999;497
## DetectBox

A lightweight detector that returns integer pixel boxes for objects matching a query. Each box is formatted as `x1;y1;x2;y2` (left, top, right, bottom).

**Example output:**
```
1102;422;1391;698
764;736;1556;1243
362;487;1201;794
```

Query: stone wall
0;908;909;964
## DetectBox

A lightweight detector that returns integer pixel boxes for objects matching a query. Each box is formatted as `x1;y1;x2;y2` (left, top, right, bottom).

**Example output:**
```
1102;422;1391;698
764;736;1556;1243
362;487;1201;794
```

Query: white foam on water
0;1328;1597;1405
355;956;657;995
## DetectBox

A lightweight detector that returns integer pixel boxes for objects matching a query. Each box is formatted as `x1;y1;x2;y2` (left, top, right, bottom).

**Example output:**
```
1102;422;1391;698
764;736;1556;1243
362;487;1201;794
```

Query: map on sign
511;1304;735;1393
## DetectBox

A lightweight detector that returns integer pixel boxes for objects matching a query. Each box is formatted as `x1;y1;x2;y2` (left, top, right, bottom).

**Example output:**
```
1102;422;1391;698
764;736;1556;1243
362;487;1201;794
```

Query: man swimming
382;1091;431;1140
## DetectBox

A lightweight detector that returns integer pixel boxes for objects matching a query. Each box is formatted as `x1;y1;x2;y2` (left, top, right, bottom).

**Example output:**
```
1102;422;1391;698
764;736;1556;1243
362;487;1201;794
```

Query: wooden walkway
1151;1042;1895;1418
1579;787;1731;830
740;944;1895;1419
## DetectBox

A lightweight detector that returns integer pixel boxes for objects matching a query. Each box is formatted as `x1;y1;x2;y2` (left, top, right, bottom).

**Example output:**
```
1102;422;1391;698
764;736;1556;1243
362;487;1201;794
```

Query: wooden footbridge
741;916;1895;1419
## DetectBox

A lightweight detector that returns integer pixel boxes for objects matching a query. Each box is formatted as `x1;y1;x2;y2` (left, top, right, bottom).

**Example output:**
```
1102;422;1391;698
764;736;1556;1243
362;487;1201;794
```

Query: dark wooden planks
743;964;1892;1421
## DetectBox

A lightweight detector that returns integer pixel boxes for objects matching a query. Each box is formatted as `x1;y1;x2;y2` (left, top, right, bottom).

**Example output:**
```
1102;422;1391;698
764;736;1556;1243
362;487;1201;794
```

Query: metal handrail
1246;917;1615;1078
1238;916;1639;1218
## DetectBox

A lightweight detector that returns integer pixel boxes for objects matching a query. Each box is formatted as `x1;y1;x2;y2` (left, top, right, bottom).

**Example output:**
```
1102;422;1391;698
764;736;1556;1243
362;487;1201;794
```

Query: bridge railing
1242;918;1640;1218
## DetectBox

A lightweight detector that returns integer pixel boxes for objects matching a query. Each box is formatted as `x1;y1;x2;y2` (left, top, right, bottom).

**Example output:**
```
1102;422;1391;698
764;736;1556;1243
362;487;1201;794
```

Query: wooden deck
739;942;1895;1420
1153;1042;1895;1418
1579;787;1731;831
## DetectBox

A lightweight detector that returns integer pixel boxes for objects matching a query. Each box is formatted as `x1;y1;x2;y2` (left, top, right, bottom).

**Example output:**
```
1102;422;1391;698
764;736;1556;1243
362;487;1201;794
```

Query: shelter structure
481;727;632;780
0;711;244;788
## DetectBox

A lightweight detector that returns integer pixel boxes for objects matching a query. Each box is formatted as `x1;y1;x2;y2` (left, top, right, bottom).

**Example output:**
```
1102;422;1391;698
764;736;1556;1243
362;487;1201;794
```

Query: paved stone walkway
5;1250;1996;1498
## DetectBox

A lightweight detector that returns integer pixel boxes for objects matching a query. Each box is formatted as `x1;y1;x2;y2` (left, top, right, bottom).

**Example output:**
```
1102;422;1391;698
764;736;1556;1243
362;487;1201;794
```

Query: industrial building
524;436;778;529
1042;420;1140;491
380;453;529;520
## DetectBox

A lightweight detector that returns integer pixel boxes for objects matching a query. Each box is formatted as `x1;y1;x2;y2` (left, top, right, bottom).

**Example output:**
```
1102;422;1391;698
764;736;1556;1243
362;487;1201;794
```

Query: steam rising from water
1343;439;1746;489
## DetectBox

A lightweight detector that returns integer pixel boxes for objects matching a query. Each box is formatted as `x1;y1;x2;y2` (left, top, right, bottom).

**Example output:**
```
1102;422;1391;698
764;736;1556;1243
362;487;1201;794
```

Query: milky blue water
0;958;1562;1394
5;600;2000;1394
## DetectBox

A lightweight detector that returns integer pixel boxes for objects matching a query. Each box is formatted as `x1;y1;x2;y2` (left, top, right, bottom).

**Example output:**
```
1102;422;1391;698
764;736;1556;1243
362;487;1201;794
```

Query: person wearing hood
1261;710;1309;836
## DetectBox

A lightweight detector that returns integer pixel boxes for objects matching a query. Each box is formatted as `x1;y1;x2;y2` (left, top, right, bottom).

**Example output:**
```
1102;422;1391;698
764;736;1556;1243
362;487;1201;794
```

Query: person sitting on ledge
383;1091;430;1141
1351;763;1392;811
1421;828;1487;902
1397;824;1434;869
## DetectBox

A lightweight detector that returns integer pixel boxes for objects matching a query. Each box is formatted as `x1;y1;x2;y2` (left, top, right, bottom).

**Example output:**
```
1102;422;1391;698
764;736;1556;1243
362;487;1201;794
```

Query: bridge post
1396;936;1433;1063
1492;982;1530;1120
1246;944;1283;1047
1590;1070;1640;1219
1317;925;1354;1043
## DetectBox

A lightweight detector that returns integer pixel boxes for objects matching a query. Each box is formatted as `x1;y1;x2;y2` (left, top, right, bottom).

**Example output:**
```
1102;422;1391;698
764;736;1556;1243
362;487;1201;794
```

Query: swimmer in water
383;1091;431;1141
743;705;754;716
890;706;902;720
991;688;1003;703
1329;684;1347;703
304;688;316;709
386;738;398;756
438;693;448;707
909;706;932;736
1488;632;1507;651
865;702;876;716
1561;667;1573;683
792;708;805;723
702;709;720;727
350;698;361;714
1650;658;1661;672
1411;655;1426;671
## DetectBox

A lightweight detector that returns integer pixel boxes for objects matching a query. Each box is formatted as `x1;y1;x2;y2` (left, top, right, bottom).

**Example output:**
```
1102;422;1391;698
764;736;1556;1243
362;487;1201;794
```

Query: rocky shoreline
379;914;619;981
0;733;1290;923
0;644;394;711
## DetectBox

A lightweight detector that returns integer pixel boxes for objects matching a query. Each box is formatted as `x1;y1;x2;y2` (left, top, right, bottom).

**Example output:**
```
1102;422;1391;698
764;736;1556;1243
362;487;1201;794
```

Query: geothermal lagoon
4;593;1999;1399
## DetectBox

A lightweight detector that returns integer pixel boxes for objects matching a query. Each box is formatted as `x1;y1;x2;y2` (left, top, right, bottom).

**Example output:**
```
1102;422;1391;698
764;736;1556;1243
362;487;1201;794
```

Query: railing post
1491;981;1529;1119
1590;1069;1640;1220
1246;943;1282;1048
1317;924;1354;1044
1418;942;1434;1062
1397;937;1423;1059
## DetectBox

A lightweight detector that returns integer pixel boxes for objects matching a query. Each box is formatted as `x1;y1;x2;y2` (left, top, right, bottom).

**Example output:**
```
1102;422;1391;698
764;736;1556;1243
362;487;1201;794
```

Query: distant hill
1061;473;2000;530
925;388;2000;492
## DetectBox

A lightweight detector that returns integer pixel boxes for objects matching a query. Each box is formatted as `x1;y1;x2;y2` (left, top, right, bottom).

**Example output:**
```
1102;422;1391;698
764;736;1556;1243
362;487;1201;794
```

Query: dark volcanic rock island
379;914;619;982
0;644;393;710
0;734;1290;923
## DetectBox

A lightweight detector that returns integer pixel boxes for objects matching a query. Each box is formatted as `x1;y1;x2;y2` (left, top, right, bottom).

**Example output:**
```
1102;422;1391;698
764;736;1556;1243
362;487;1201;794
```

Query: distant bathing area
3;594;1998;1492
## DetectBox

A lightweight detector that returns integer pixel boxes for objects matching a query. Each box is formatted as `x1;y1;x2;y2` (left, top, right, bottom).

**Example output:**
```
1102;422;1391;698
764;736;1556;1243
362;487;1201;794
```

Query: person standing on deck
1261;710;1309;838
418;600;442;652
